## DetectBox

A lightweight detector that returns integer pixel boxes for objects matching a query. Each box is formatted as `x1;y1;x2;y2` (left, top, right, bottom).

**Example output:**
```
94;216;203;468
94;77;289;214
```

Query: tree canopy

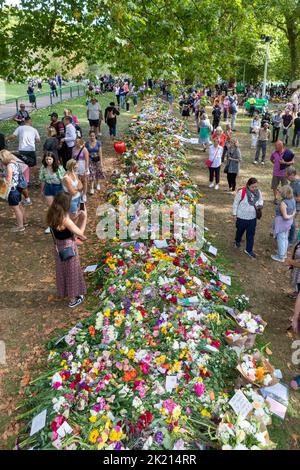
0;0;299;83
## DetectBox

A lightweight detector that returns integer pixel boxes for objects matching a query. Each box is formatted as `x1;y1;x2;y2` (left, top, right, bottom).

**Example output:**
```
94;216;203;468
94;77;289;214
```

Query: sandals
290;375;300;390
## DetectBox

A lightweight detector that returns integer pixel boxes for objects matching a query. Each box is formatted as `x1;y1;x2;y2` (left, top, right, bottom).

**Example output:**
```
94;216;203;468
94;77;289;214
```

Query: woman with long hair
72;137;89;203
0;149;26;232
86;130;104;194
39;151;65;233
47;192;87;308
43;127;59;159
62;159;83;219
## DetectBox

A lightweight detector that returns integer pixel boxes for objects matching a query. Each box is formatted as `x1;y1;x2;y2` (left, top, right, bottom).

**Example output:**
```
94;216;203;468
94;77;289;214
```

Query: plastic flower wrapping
18;99;277;450
235;312;266;334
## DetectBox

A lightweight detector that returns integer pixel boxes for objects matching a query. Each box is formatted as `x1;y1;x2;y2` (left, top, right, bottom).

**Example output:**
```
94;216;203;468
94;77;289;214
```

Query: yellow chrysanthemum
89;429;99;443
89;416;97;423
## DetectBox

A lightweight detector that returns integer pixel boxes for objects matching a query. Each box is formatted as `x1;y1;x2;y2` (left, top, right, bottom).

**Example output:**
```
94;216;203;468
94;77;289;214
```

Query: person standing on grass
27;82;36;108
207;137;223;190
270;140;290;203
233;177;263;259
253;122;270;165
229;95;238;131
0;150;26;232
282;109;293;145
225;139;241;193
43;127;59;160
60;116;76;169
212;100;222;131
14;104;29;126
87;97;101;136
104;102;120;139
250;113;261;149
47;192;87;309
39;152;65;234
72;137;89;203
86;130;104;194
49;112;65;139
271;185;296;263
292;112;300;147
223;96;230;121
271;109;282;143
286;167;300;245
222;123;233;162
62;159;83;220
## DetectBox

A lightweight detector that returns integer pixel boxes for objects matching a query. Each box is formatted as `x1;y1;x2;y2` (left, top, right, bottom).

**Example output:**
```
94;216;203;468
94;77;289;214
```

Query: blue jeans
109;124;116;136
235;217;257;253
120;95;125;109
255;140;267;162
276;231;289;259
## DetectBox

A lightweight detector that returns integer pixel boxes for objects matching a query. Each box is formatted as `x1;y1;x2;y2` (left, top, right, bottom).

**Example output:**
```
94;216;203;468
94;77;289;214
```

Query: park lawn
0;92;130;138
0;82;51;102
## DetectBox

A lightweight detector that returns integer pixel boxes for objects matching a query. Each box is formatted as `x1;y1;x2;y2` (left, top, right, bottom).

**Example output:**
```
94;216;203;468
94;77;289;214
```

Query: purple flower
155;431;164;445
114;441;123;450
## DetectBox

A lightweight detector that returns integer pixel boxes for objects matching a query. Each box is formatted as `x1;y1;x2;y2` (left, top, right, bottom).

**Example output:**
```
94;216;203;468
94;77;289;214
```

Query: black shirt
294;117;300;131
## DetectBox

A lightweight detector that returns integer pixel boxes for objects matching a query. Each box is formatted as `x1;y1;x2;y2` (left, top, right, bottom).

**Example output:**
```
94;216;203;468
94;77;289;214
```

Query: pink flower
194;382;205;397
140;362;150;374
163;399;176;414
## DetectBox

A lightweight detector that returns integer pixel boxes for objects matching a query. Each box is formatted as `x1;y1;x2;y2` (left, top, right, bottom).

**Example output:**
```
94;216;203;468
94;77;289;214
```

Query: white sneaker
90;188;95;195
271;254;284;262
261;161;265;165
96;184;101;191
44;227;51;234
82;194;87;203
22;198;32;206
215;184;219;190
209;183;214;188
253;161;258;165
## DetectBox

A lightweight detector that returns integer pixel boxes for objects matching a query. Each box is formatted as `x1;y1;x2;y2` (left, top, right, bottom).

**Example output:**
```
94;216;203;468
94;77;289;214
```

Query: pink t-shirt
270;151;285;177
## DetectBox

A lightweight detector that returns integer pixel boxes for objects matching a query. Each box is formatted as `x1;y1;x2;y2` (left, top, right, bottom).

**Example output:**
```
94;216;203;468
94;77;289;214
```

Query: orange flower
89;326;96;337
123;369;137;382
255;367;265;381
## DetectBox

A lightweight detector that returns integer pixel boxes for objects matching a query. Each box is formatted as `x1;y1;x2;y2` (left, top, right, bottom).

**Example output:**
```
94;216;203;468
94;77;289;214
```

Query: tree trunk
285;15;299;80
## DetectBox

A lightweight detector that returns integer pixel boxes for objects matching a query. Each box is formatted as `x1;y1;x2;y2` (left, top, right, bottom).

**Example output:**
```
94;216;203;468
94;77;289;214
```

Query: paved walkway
0;87;85;121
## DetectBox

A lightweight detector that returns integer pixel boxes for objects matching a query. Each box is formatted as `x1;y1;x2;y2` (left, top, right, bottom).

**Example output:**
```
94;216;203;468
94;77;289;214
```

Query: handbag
224;162;229;174
205;147;219;168
255;207;263;220
50;228;76;262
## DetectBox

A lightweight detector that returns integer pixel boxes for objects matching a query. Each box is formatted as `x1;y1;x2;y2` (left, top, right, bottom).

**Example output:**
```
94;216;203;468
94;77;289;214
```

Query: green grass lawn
0;81;83;103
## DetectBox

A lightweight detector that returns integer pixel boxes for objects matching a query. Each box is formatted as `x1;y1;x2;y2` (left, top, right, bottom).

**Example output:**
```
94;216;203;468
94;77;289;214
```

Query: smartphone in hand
80;202;85;211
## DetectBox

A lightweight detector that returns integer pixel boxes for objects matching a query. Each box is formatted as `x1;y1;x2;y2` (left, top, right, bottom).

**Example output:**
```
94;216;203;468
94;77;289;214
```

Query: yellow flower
161;326;167;334
201;409;211;418
60;360;66;366
89;416;97;423
89;429;99;443
172;406;181;420
101;431;109;442
104;309;111;317
125;280;132;287
127;349;135;360
173;426;180;433
109;429;123;441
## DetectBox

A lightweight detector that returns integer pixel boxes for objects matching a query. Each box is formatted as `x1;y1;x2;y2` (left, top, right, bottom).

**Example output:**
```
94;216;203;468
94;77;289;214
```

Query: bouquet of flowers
235;311;267;335
237;351;278;387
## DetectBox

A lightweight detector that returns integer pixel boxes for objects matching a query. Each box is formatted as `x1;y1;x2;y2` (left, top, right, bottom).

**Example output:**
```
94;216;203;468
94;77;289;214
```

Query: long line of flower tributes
19;98;277;450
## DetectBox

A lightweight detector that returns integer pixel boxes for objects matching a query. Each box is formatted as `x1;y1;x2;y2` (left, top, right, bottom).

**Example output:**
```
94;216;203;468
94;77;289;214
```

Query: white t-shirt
13;125;40;151
208;144;223;168
87;102;100;120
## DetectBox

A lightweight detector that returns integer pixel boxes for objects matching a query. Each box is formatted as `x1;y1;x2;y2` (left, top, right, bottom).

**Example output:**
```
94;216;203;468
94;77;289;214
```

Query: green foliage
0;0;299;82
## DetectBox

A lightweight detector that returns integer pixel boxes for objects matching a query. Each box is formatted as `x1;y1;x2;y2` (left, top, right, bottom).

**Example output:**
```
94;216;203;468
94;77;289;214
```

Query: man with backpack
104;102;120;139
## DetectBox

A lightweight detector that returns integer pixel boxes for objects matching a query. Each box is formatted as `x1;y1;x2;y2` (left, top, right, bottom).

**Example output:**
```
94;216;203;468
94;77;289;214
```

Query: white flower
132;397;143;409
234;444;248;450
95;312;103;330
222;444;233;450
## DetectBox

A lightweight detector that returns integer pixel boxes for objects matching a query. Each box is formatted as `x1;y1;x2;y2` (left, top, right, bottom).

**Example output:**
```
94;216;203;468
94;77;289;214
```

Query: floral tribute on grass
18;99;277;450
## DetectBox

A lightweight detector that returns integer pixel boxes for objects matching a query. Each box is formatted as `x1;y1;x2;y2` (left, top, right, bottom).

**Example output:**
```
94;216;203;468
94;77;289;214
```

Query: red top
212;131;226;148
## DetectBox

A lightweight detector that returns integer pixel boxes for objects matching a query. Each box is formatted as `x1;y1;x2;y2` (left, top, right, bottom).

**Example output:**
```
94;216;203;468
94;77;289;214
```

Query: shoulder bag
50;228;76;262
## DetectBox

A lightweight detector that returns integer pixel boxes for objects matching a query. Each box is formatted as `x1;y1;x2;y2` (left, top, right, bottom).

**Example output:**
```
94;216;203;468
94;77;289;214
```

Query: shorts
89;119;99;128
69;196;81;214
8;188;21;206
44;183;63;197
271;175;288;190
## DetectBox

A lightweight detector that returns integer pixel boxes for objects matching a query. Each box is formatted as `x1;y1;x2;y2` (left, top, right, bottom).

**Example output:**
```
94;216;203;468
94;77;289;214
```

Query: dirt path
186;110;300;449
0;127;126;448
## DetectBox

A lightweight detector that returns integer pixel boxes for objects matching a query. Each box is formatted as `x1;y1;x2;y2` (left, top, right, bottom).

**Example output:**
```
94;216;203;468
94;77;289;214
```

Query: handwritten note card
229;390;253;419
218;274;232;286
208;245;218;256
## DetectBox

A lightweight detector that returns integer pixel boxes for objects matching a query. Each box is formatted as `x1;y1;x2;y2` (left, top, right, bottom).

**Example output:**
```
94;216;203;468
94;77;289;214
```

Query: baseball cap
49;112;58;118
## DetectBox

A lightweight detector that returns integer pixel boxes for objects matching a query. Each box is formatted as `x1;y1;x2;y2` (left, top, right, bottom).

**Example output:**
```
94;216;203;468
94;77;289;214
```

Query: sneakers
261;161;265;165
11;226;25;232
68;295;84;309
44;227;51;234
82;194;87;203
244;250;256;259
96;184;101;191
22;198;32;206
253;161;258;165
271;254;284;263
215;184;219;190
234;241;241;248
209;183;214;188
90;188;95;195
